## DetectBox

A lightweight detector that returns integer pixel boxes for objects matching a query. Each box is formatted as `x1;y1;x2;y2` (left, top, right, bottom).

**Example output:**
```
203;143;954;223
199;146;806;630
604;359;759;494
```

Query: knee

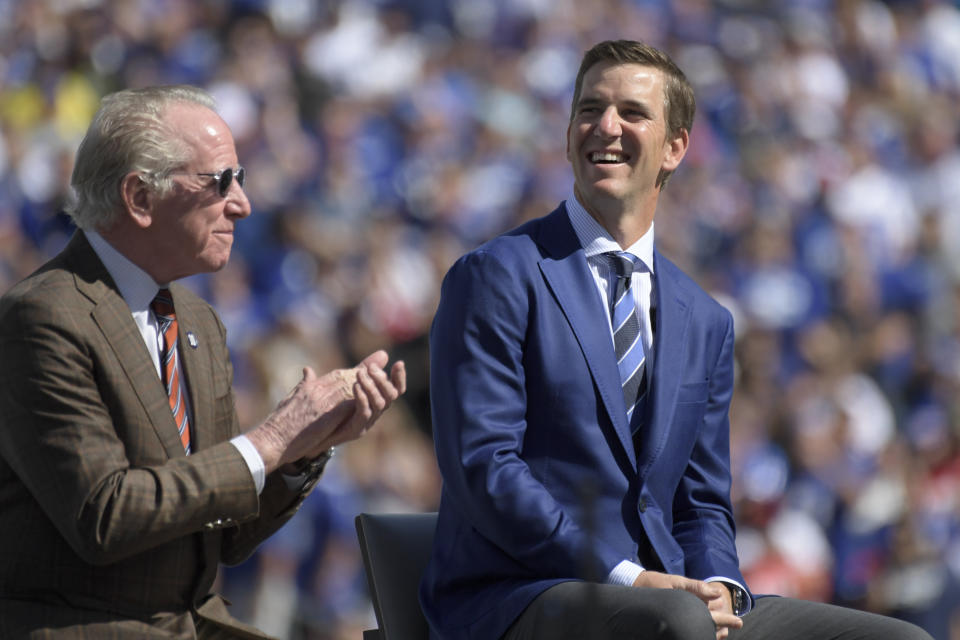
646;589;715;640
850;613;934;640
885;620;933;640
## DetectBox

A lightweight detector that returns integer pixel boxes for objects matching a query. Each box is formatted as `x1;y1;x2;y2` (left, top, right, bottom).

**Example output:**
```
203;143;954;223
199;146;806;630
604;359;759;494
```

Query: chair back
355;511;438;640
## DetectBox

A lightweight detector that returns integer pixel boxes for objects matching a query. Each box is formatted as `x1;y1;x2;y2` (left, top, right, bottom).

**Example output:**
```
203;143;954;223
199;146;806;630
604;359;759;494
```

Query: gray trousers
502;581;933;640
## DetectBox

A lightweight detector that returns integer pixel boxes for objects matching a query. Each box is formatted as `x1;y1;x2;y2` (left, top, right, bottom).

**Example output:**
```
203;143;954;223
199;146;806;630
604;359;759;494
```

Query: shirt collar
565;196;655;273
85;230;163;312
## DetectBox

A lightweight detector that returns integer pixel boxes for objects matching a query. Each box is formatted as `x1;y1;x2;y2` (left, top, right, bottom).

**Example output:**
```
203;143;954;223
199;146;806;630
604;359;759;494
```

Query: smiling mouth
589;151;629;164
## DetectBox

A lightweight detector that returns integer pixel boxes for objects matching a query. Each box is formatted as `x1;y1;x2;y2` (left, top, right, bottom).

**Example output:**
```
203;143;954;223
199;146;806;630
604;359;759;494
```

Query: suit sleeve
431;250;624;580
219;473;306;565
197;305;308;566
670;309;749;595
0;293;278;565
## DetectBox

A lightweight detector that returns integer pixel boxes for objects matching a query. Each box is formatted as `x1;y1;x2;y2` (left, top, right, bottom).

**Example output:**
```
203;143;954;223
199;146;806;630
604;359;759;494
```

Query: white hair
66;85;217;230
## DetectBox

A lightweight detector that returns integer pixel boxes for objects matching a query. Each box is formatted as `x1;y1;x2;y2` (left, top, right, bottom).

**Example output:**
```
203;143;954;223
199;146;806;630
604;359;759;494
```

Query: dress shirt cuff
230;435;265;495
607;559;645;586
704;576;751;615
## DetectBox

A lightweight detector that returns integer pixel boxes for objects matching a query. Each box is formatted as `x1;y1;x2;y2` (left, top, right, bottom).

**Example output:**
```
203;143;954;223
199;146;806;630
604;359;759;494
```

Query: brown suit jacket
0;232;309;638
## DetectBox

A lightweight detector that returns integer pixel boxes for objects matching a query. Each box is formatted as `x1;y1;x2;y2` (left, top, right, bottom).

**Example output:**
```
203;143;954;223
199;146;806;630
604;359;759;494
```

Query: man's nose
225;179;251;218
595;106;622;138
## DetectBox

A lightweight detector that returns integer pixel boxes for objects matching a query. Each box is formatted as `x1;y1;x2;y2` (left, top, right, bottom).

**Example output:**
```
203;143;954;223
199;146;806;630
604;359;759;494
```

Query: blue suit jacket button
638;498;647;513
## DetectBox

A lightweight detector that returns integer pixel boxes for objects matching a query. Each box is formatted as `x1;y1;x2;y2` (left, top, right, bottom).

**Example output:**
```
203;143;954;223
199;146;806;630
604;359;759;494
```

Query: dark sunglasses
194;166;245;197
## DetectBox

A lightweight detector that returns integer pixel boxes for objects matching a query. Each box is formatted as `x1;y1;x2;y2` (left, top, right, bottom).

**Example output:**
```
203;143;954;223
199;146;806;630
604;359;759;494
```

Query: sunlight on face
148;103;251;283
566;62;678;223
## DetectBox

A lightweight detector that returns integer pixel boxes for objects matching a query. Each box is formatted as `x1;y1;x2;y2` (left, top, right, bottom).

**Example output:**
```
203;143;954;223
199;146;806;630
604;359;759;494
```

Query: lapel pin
187;332;199;349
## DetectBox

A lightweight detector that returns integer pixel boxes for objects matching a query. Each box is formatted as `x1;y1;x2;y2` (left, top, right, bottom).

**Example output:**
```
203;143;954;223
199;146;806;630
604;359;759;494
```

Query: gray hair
66;85;217;231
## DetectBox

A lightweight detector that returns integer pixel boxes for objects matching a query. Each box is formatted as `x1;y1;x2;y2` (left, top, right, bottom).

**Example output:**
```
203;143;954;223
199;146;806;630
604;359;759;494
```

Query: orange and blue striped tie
152;288;191;454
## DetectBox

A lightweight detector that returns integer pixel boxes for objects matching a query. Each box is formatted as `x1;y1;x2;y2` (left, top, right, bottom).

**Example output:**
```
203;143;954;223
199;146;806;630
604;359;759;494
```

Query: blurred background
2;0;960;637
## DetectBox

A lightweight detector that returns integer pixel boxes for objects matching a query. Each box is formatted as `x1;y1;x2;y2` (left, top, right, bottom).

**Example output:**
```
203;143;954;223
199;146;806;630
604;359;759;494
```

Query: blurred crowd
2;0;960;637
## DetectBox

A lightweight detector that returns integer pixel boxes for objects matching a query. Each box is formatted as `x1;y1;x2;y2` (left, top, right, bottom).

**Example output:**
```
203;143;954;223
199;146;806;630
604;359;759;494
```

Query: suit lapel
637;252;693;478
536;207;637;467
171;286;214;452
68;232;188;459
169;288;222;584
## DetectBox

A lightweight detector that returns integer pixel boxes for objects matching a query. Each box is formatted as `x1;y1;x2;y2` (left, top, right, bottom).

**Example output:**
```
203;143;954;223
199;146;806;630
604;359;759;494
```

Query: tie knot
151;288;175;317
609;252;640;279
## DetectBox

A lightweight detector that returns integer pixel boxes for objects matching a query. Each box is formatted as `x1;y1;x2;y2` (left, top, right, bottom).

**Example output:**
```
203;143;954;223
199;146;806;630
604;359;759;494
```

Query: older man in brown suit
0;86;406;638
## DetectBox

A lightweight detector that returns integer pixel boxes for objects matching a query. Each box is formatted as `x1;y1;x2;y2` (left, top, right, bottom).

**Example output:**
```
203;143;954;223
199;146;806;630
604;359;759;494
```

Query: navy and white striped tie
608;252;646;428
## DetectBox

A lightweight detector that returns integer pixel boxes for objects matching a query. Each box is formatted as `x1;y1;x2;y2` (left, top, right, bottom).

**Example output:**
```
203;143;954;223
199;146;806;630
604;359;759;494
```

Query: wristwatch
286;447;335;493
726;584;746;616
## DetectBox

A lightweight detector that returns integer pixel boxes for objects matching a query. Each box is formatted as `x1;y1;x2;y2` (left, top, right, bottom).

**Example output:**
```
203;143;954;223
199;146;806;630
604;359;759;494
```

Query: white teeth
590;152;626;163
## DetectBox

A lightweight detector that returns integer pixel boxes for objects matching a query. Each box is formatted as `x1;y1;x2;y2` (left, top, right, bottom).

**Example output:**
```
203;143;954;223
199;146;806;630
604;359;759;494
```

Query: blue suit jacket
420;204;751;640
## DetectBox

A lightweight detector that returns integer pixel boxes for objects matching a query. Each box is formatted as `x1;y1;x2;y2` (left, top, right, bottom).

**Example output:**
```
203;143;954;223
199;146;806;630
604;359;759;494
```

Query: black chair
355;511;438;640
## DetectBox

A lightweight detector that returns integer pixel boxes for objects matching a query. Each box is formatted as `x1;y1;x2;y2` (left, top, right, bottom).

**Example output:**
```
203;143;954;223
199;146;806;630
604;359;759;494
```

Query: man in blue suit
420;40;932;640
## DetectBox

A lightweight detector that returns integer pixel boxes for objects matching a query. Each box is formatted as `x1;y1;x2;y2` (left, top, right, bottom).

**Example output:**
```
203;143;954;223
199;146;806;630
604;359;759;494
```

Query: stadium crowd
1;0;959;637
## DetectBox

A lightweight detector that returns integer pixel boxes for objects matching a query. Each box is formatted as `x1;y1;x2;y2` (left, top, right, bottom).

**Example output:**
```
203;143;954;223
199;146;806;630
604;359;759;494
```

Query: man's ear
119;172;153;229
661;128;689;173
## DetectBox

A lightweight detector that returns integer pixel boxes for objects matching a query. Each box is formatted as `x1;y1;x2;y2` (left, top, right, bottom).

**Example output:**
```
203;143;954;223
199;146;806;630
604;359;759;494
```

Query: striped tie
152;289;191;454
608;252;646;429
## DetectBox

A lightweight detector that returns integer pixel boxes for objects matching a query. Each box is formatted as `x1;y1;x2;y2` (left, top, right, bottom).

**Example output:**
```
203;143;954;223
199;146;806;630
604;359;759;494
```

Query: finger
705;587;727;612
327;384;372;445
358;367;388;413
353;381;373;423
359;349;389;370
701;581;727;606
365;362;400;404
678;578;716;604
302;366;316;383
704;581;725;598
710;611;743;631
390;360;407;395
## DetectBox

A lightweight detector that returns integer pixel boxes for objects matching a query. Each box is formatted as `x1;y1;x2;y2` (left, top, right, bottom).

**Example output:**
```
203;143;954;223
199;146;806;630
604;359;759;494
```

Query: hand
632;571;743;639
247;350;406;473
706;582;742;640
306;351;406;452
